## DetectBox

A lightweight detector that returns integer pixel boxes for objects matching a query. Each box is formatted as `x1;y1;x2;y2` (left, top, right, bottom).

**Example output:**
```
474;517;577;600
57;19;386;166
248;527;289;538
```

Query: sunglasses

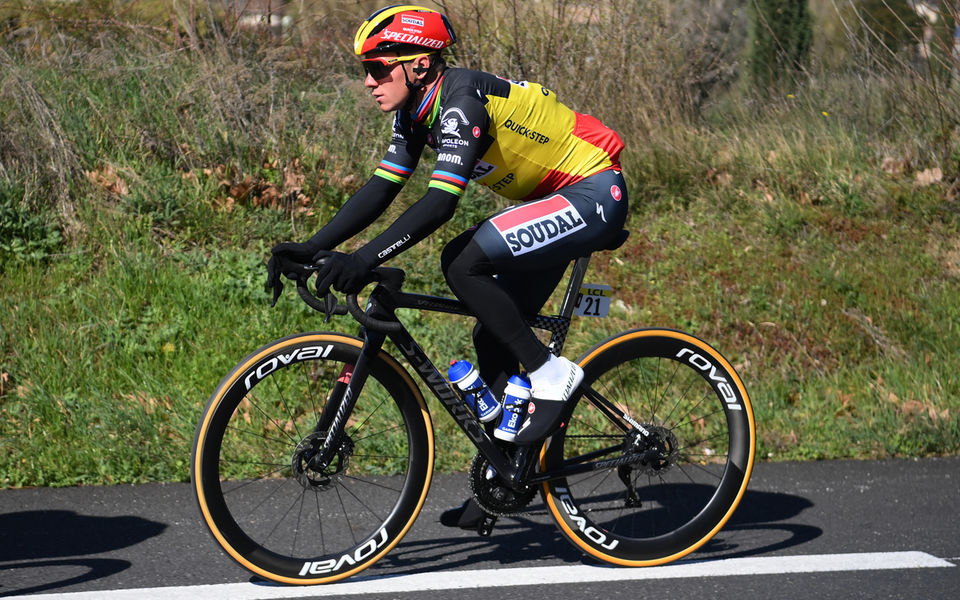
361;53;430;80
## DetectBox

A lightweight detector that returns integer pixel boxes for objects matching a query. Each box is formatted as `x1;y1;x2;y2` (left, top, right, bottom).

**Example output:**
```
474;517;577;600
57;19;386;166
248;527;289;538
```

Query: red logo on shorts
527;402;536;414
610;185;622;201
472;126;481;138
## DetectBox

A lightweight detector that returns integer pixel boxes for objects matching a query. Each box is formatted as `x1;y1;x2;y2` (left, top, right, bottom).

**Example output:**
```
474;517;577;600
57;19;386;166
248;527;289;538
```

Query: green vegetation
1;0;958;487
749;0;812;91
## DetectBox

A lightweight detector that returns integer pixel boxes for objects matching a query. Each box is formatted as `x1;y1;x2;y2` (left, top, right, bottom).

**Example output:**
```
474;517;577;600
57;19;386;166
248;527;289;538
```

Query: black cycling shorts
470;169;628;271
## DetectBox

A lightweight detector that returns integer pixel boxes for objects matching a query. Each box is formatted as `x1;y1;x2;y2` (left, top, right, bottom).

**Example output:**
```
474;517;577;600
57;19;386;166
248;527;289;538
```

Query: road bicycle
191;243;756;585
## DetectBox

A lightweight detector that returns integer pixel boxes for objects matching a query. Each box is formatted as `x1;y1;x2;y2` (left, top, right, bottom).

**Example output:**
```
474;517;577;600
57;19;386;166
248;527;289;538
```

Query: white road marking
21;551;955;600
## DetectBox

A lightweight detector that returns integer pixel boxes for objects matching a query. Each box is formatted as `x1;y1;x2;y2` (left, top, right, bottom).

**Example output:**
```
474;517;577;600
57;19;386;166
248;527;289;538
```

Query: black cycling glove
313;251;371;296
264;241;322;306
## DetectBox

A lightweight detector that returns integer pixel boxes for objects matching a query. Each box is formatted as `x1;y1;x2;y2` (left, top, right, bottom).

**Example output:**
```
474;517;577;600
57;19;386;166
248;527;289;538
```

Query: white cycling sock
528;354;568;387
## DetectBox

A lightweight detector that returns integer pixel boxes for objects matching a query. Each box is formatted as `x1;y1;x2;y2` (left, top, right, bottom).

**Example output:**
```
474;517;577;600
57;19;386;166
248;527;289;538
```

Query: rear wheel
541;328;755;565
191;333;433;584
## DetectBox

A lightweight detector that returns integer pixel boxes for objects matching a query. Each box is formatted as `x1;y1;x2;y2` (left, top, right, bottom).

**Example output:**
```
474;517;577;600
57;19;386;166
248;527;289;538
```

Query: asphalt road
1;457;958;599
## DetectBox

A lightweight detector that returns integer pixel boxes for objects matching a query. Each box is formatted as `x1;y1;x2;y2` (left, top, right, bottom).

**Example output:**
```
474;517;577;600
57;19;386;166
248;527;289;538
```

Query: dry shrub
436;0;741;141
0;47;82;235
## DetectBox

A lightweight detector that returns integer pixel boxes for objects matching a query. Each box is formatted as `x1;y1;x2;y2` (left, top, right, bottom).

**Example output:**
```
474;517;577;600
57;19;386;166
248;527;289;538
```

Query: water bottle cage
463;384;489;397
460;383;494;421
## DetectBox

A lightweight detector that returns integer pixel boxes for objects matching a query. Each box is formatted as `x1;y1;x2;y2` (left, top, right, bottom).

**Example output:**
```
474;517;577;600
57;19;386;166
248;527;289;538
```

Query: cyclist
266;4;628;524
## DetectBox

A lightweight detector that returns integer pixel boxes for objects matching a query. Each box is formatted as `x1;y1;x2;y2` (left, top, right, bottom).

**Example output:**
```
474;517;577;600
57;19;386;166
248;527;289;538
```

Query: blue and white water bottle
448;360;502;422
495;374;531;442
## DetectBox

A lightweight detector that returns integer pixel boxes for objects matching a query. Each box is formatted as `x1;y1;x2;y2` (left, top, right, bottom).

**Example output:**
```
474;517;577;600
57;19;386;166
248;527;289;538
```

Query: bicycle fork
305;329;388;475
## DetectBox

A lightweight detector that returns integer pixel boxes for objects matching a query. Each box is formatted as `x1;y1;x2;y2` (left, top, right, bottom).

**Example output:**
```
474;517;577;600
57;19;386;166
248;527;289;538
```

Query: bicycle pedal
476;514;498;537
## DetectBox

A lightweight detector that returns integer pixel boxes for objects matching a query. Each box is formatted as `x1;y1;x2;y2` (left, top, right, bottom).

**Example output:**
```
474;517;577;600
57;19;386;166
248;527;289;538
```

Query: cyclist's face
362;52;413;113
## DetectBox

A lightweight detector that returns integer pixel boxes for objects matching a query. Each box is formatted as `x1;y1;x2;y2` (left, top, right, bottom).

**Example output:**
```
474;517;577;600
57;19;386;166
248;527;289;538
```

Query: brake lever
269;279;283;308
323;292;338;323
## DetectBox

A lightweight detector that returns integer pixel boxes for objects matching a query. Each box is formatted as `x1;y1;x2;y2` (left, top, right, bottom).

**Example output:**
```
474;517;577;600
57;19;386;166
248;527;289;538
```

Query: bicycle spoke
193;334;432;582
271;374;305;441
340;473;404;494
337;477;390;524
241;391;301;447
673;457;726;481
542;330;754;565
222;423;291;452
314;488;326;555
263;487;309;548
219;458;287;476
348;394;392;436
352;423;408;444
668;388;720;432
299;360;326;427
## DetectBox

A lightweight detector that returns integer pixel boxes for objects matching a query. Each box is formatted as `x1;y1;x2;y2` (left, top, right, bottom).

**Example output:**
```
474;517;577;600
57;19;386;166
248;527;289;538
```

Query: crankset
469;453;538;518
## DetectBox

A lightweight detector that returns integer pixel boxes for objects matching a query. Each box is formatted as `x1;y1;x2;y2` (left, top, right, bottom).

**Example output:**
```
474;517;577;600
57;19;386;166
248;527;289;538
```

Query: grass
1;0;959;487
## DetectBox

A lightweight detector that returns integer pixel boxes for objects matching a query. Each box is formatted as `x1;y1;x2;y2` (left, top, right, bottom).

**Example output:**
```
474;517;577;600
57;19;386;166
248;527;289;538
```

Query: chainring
469;453;538;517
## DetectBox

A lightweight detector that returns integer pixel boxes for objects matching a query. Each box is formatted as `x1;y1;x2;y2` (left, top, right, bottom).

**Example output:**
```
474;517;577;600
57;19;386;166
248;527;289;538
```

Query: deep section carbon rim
542;328;755;565
192;334;433;584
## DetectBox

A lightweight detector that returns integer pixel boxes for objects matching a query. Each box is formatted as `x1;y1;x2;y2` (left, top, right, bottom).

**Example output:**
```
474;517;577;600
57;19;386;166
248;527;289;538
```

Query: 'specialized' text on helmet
354;5;456;56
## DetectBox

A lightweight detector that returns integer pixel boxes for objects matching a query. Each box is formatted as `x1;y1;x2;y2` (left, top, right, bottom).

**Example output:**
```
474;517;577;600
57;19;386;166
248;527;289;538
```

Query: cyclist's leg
443;235;555;373
439;170;629;526
475;272;567;395
440;232;565;530
443;230;552;397
465;170;630;442
443;170;628;374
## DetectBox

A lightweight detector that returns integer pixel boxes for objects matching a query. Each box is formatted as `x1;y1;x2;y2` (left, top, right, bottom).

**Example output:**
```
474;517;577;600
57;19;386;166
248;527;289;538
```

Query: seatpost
558;256;591;320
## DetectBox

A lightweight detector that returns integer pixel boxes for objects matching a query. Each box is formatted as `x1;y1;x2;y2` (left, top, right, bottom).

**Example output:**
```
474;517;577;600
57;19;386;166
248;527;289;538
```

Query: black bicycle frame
318;255;631;488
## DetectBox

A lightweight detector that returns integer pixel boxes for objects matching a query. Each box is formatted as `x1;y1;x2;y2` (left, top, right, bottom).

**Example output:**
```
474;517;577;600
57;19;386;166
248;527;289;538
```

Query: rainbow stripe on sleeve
374;160;414;185
428;170;468;196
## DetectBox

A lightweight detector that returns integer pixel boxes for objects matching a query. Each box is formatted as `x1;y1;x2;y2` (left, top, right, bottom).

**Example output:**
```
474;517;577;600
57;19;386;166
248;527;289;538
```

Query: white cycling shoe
514;356;583;445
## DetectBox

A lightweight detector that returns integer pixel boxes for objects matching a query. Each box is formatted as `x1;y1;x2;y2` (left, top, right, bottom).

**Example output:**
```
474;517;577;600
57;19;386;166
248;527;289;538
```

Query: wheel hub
626;424;680;476
292;431;353;489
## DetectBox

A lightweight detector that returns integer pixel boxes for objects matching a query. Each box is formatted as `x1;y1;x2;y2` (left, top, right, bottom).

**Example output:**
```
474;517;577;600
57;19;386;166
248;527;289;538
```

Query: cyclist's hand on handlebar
313;251;371;297
271;240;319;260
264;241;322;306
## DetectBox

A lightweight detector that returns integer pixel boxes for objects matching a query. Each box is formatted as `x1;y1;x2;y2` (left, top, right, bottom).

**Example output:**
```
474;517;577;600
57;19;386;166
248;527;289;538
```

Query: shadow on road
0;510;166;597
697;486;822;559
371;486;821;578
0;483;825;593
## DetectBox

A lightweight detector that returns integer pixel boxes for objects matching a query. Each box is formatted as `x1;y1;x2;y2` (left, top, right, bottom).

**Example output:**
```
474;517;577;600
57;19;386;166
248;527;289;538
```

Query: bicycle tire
541;328;755;565
191;332;433;584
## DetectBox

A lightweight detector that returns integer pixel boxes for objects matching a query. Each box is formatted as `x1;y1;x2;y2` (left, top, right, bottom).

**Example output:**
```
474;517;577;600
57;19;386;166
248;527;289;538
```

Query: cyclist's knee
440;230;474;279
442;236;493;289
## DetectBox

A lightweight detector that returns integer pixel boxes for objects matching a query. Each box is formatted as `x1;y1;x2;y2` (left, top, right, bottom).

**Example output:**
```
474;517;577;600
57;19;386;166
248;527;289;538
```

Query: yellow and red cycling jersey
374;68;623;202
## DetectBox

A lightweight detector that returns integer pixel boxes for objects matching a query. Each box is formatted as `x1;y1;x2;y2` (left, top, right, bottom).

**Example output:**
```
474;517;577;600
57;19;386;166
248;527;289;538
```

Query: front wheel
541;328;755;565
191;332;434;584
